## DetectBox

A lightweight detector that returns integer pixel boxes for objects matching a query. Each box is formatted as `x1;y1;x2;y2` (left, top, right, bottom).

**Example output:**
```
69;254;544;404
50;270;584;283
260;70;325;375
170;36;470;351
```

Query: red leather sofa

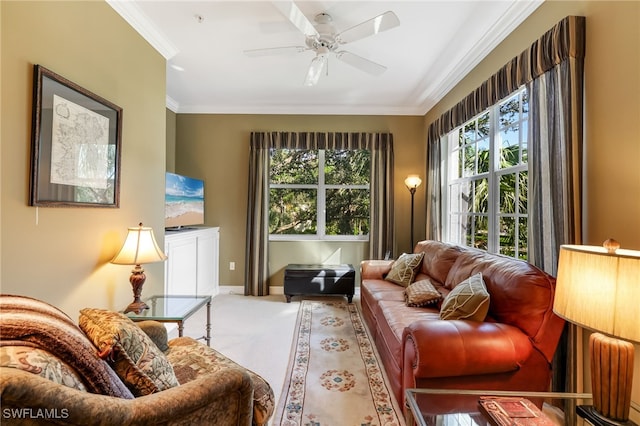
360;240;566;406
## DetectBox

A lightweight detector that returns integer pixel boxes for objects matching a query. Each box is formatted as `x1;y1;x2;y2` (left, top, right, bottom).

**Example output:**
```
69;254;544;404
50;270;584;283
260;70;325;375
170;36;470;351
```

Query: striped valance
429;15;586;137
250;132;393;151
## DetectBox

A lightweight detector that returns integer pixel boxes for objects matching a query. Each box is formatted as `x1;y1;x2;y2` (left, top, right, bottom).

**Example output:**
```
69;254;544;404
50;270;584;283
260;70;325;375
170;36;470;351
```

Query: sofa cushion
79;308;179;396
440;273;490;321
404;279;442;307
385;252;425;286
167;336;275;426
0;345;87;391
414;240;466;285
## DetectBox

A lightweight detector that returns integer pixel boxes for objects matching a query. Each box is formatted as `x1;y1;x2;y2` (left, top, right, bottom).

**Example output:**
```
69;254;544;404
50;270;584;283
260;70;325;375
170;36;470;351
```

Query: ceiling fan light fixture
304;54;327;86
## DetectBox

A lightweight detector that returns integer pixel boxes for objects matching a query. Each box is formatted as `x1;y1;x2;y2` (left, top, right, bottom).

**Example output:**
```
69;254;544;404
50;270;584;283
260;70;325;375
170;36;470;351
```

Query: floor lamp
404;174;422;250
554;240;640;424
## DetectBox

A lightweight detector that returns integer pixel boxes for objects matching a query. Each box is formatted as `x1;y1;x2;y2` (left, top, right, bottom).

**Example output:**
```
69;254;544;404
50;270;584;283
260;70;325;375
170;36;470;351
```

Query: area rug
274;300;404;426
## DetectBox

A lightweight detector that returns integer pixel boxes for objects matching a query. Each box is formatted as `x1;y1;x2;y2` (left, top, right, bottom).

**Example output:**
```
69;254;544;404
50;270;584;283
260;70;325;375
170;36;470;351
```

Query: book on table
478;396;555;426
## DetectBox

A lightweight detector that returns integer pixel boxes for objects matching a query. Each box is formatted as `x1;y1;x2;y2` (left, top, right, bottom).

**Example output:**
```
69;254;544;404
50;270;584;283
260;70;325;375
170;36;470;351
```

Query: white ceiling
108;0;542;115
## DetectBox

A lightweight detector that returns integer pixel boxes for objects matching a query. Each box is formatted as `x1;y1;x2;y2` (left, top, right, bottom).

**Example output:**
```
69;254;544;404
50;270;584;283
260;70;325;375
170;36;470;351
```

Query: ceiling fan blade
336;11;400;45
244;46;306;57
335;51;387;76
273;1;319;38
304;54;328;86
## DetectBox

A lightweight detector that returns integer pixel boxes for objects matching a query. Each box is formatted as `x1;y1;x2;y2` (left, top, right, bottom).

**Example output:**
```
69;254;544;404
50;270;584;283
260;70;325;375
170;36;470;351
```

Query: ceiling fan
244;2;400;86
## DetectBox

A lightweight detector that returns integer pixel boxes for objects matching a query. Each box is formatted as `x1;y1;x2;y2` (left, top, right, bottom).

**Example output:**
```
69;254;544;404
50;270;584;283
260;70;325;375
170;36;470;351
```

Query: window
269;149;370;240
443;88;529;259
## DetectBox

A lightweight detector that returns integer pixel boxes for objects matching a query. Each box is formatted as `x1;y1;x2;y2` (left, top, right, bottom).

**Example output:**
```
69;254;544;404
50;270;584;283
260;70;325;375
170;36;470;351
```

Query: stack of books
478;397;555;426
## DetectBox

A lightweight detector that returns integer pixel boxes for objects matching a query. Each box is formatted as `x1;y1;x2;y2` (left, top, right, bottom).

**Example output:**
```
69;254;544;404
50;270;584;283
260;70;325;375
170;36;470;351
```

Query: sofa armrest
360;260;394;280
0;367;253;425
403;320;533;378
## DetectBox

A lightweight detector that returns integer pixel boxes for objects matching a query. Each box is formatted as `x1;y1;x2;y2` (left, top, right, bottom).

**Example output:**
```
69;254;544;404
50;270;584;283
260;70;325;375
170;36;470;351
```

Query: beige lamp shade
554;243;640;343
111;223;167;266
404;174;422;189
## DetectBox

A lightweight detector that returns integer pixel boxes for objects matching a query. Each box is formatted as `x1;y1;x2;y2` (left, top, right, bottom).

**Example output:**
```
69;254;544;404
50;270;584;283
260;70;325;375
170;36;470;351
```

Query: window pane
269;188;317;234
499;127;520;168
473;215;488;250
326;188;369;235
518;217;528;260
519;171;528;214
270;149;318;184
325;150;370;185
499;216;516;257
477;139;490;173
473;178;489;213
463;145;475;177
477;112;490;138
463;122;475;144
499;173;516;214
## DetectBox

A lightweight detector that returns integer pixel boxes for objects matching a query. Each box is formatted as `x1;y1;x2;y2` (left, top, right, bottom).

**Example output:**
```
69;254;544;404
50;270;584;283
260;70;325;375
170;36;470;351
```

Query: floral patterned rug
274;300;404;426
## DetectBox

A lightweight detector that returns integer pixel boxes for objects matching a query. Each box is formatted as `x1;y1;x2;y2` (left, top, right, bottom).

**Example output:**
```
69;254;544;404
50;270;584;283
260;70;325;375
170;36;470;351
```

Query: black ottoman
284;264;355;303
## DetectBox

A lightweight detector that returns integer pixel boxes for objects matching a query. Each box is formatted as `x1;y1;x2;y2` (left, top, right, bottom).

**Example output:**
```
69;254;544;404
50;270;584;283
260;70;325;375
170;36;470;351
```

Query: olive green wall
423;0;640;416
0;0;167;317
174;114;426;289
166;109;177;172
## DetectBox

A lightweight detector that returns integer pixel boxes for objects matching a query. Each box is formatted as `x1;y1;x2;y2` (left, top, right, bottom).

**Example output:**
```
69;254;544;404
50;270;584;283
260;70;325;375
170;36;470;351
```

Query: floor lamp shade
111;223;167;314
554;242;640;421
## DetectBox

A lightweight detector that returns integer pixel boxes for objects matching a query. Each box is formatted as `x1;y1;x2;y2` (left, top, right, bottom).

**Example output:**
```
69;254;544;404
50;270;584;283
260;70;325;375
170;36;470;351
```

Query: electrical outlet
229;261;235;271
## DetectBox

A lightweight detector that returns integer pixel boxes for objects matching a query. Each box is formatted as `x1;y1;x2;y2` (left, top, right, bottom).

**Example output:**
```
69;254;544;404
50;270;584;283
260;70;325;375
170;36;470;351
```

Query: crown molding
417;0;543;115
106;0;179;60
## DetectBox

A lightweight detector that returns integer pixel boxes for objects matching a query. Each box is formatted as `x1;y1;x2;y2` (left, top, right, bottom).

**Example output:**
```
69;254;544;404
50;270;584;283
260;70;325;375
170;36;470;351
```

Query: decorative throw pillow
385;252;425;286
136;320;169;352
404;279;442;307
79;308;179;396
0;346;87;391
439;272;490;321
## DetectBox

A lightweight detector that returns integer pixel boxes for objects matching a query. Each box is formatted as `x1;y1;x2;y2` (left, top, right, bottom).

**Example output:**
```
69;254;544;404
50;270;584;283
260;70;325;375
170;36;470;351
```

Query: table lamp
111;223;167;314
404;174;422;249
554;239;640;423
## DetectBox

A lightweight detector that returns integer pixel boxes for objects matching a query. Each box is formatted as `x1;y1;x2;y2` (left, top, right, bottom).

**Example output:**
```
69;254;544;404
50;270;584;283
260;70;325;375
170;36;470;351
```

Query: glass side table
405;388;593;426
126;295;211;346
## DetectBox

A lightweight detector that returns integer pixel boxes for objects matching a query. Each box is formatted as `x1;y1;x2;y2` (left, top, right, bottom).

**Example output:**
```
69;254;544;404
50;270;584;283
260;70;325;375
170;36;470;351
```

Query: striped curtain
425;16;586;393
245;132;394;296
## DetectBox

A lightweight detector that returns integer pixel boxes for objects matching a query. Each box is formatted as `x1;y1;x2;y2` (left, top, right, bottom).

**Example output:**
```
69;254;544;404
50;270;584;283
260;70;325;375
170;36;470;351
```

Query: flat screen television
165;172;204;229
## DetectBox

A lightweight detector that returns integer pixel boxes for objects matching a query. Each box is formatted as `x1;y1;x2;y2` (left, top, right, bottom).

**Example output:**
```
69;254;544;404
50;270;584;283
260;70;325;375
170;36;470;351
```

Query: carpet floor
175;291;404;426
274;300;404;426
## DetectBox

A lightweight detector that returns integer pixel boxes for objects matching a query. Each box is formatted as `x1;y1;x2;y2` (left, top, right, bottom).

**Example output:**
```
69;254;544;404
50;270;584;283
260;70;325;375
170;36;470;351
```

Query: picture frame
30;64;122;207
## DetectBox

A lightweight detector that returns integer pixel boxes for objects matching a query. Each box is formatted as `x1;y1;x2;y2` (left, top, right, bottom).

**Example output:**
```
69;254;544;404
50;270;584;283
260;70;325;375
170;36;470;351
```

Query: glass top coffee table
126;295;211;346
405;388;593;426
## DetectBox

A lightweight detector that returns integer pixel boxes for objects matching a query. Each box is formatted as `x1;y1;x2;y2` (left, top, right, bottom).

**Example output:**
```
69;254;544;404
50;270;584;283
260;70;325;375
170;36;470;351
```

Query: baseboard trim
217;286;360;297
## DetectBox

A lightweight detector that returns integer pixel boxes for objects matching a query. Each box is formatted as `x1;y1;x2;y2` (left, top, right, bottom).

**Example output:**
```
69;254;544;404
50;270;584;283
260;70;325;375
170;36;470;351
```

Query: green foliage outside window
450;89;529;259
269;149;370;238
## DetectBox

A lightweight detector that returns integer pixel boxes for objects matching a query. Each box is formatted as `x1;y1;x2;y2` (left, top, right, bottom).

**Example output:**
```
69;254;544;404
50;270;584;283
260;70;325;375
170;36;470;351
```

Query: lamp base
590;332;634;422
577;406;638;426
124;265;149;315
123;300;149;315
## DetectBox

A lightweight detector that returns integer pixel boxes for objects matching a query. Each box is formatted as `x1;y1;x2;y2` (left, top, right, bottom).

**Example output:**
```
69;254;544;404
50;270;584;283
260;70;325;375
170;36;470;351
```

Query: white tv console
164;227;219;297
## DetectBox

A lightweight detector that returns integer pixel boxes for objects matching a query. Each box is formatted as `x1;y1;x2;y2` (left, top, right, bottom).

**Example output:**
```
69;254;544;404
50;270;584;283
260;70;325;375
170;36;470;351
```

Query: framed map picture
30;65;122;207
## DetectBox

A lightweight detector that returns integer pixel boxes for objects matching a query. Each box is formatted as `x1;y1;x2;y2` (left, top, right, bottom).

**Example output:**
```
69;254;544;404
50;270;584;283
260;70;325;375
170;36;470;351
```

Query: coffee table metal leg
206;300;211;346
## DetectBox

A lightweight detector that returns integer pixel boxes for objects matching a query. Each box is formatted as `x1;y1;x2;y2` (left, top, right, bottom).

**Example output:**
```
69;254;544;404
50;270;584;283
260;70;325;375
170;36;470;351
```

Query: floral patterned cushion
79;308;179;396
0;345;87;391
167;337;275;426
